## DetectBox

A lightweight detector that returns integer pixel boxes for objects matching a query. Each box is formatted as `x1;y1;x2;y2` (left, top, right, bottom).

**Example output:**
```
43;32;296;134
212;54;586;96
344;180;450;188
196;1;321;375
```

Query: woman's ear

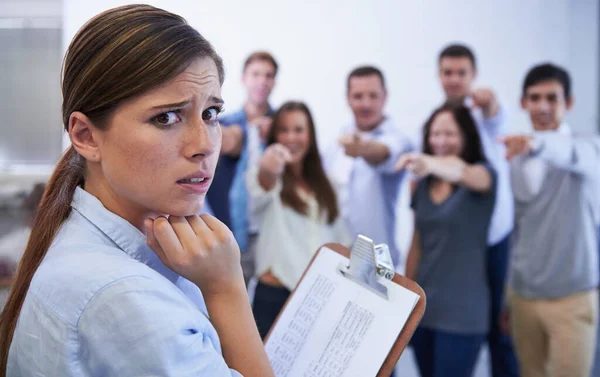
68;111;102;162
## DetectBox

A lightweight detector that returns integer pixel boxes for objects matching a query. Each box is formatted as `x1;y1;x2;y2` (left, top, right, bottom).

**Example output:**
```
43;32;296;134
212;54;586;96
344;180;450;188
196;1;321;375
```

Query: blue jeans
411;327;485;377
251;281;290;339
486;235;519;377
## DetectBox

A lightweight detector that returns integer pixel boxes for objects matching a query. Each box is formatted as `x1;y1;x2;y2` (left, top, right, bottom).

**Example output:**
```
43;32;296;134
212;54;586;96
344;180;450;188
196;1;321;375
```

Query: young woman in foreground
0;5;274;376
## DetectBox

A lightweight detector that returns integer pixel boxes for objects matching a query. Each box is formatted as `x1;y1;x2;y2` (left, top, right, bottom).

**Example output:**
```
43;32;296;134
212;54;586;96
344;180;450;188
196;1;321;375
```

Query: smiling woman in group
397;103;497;377
246;101;352;339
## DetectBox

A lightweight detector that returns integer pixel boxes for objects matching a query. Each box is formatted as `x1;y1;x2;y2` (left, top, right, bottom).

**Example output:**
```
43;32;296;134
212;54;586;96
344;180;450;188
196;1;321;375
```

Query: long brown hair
266;101;339;224
0;5;224;373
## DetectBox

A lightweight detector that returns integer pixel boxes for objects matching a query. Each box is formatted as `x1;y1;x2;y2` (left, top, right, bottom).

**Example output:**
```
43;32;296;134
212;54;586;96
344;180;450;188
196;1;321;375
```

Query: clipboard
264;235;426;377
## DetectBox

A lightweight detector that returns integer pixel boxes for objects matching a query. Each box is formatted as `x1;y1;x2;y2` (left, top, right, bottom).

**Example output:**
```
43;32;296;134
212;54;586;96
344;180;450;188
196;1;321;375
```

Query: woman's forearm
427;157;491;192
258;168;278;192
204;287;275;377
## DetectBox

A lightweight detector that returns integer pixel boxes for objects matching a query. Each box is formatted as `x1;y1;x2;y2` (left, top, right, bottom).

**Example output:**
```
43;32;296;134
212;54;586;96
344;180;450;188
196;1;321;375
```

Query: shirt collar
71;187;179;283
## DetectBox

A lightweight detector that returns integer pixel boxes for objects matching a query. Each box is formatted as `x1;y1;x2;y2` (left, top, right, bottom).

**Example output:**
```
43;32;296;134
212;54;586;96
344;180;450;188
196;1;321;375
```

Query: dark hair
0;5;224;374
438;44;477;70
347;66;386;91
243;51;278;76
422;103;486;164
522;63;571;99
266;101;339;224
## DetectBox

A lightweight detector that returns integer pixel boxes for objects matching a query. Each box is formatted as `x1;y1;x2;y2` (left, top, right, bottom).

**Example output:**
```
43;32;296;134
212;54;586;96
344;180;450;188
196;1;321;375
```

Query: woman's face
427;110;464;157
85;58;223;226
274;110;311;167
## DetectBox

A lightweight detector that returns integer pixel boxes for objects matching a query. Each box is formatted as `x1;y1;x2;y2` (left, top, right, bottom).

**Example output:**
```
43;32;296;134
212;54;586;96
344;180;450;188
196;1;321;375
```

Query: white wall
0;0;62;19
63;0;599;260
567;0;600;131
0;0;62;193
63;0;599;148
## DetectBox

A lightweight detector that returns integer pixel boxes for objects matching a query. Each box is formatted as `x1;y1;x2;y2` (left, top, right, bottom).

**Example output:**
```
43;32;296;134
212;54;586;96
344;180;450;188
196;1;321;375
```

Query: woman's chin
434;151;458;158
161;198;205;217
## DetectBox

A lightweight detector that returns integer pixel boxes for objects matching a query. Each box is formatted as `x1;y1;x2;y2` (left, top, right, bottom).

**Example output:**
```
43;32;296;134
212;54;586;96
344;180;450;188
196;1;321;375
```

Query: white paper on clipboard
265;246;420;377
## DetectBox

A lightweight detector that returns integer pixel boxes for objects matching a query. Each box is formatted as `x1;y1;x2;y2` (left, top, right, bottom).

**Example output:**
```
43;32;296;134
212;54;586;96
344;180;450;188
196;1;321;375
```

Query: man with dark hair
206;51;278;283
500;63;600;377
435;43;519;377
439;44;477;68
324;65;412;269
520;63;571;115
346;66;386;91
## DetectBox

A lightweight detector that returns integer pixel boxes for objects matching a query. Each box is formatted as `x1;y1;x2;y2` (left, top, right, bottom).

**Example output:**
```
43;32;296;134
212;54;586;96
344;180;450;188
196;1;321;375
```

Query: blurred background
0;1;598;376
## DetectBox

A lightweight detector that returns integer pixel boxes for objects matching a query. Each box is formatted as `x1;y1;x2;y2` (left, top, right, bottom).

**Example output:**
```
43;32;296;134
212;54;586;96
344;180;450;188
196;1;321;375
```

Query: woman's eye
153;111;181;127
202;107;222;123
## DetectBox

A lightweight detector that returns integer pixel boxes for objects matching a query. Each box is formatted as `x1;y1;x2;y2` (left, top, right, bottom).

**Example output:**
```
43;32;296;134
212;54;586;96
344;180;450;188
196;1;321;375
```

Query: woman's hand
260;143;292;177
146;214;275;377
395;152;433;178
145;214;245;297
396;153;478;187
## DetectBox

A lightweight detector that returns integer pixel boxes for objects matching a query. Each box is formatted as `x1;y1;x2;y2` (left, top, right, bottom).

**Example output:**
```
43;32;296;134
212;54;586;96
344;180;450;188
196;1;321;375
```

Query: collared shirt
521;123;572;195
324;117;412;266
468;105;514;245
8;187;241;376
509;129;600;298
207;107;273;252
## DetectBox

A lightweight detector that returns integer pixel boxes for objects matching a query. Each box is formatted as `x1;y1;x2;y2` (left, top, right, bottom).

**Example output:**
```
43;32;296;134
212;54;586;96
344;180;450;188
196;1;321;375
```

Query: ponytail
0;4;227;374
0;146;84;375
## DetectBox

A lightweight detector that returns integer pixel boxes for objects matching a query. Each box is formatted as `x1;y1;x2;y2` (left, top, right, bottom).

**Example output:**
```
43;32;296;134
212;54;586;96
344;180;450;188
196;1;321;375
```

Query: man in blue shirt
206;51;277;283
436;44;518;377
324;66;412;269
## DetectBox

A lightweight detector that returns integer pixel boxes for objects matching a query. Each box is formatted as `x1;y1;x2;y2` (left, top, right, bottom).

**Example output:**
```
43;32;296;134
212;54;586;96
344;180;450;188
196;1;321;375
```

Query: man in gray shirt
500;63;600;377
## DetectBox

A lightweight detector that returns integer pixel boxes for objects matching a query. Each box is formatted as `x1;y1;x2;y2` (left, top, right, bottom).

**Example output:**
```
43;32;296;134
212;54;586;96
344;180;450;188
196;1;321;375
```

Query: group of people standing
208;45;600;377
0;5;597;376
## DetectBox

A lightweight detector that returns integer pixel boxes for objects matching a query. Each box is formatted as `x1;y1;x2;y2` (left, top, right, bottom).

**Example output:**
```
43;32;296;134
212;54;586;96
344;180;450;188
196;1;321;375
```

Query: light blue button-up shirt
469;106;514;245
324;117;412;266
8;187;241;376
208;107;273;253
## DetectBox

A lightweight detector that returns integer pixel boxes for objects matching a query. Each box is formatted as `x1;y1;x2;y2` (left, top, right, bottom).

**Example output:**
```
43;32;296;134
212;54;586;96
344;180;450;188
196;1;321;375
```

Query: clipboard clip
339;234;396;300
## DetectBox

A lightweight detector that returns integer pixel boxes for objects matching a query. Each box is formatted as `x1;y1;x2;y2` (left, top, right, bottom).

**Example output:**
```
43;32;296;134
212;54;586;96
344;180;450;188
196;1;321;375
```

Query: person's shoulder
28;232;174;327
377;117;408;138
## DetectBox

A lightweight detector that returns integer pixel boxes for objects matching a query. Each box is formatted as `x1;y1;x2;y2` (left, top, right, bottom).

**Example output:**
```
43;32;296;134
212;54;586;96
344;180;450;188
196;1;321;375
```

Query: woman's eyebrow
151;98;192;110
209;96;225;105
152;96;224;109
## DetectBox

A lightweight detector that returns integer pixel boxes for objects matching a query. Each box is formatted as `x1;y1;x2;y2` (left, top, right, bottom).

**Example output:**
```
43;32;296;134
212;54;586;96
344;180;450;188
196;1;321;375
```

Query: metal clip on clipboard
339;234;396;300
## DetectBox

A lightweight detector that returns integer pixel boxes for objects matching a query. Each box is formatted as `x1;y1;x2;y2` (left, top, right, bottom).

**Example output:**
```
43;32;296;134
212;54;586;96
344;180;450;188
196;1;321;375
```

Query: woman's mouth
176;175;211;194
178;177;207;184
